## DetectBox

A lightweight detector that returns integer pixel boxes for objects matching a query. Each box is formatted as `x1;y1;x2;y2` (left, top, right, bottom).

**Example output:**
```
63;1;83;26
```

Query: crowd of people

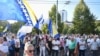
0;33;100;56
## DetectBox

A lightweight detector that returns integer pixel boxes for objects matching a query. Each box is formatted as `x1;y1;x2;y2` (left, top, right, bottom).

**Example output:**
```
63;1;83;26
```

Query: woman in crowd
15;38;20;56
0;37;8;56
39;36;46;56
3;37;9;46
24;42;34;56
46;37;52;56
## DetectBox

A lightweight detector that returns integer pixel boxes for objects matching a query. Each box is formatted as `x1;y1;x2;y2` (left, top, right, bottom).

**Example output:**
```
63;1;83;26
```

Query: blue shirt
9;40;15;50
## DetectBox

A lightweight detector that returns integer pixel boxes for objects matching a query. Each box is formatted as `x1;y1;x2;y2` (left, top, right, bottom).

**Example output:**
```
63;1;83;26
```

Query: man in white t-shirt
96;37;100;47
79;38;86;56
52;38;60;56
87;37;94;48
90;37;99;56
97;37;100;54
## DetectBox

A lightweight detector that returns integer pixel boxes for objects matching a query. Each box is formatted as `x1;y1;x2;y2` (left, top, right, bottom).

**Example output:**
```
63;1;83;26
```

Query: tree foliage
62;23;69;34
41;24;48;34
0;21;9;32
73;0;96;34
49;5;56;23
95;20;100;34
10;21;24;33
32;24;48;34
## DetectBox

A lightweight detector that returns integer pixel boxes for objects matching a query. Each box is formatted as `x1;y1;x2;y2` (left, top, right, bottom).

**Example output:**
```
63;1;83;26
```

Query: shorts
15;48;20;52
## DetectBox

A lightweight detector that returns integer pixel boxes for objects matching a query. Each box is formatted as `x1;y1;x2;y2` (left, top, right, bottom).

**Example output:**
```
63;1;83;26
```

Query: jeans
66;46;69;56
92;50;98;56
69;49;75;56
52;50;59;56
79;50;85;56
9;50;15;56
40;46;45;56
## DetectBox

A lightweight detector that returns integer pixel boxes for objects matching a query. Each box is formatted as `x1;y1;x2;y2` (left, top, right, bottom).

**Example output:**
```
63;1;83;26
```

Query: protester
15;38;20;56
90;37;99;56
39;36;46;56
9;36;15;56
24;42;34;56
79;37;86;56
0;37;8;56
46;37;52;56
65;36;70;56
1;32;100;56
52;38;60;56
60;37;65;56
68;37;77;56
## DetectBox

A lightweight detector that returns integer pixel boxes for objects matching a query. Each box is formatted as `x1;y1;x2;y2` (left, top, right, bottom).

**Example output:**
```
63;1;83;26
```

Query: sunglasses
29;50;35;53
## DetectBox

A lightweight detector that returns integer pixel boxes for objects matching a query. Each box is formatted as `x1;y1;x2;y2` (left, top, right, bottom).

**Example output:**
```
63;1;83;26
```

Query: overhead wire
27;0;100;5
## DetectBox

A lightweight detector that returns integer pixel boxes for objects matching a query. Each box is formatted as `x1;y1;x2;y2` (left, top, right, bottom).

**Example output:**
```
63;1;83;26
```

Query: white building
60;10;67;22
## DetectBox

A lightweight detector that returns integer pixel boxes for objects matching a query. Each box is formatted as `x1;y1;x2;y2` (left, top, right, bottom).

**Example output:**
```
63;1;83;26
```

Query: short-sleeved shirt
79;41;86;50
52;40;60;50
90;41;99;50
68;40;76;49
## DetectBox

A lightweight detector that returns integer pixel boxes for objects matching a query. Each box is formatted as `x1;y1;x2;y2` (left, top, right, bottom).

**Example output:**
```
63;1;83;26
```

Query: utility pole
56;0;58;29
56;0;70;29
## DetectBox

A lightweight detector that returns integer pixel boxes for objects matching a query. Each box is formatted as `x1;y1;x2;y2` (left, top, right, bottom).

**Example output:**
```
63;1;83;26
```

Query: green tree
32;24;48;34
42;24;48;34
95;20;100;34
0;21;9;32
32;28;40;35
67;26;75;34
49;5;56;23
49;4;64;33
73;0;96;34
10;22;24;33
62;23;69;34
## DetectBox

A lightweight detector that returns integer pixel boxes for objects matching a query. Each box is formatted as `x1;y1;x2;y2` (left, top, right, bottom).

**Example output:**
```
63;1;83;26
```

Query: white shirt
79;41;86;50
87;38;93;46
96;38;100;47
90;40;99;50
66;39;70;46
52;40;60;50
15;38;20;48
3;41;9;46
0;44;8;53
75;37;81;43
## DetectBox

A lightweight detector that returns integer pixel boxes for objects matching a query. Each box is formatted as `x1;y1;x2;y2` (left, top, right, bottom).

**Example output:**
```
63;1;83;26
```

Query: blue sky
58;0;100;21
8;0;100;23
29;0;100;22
